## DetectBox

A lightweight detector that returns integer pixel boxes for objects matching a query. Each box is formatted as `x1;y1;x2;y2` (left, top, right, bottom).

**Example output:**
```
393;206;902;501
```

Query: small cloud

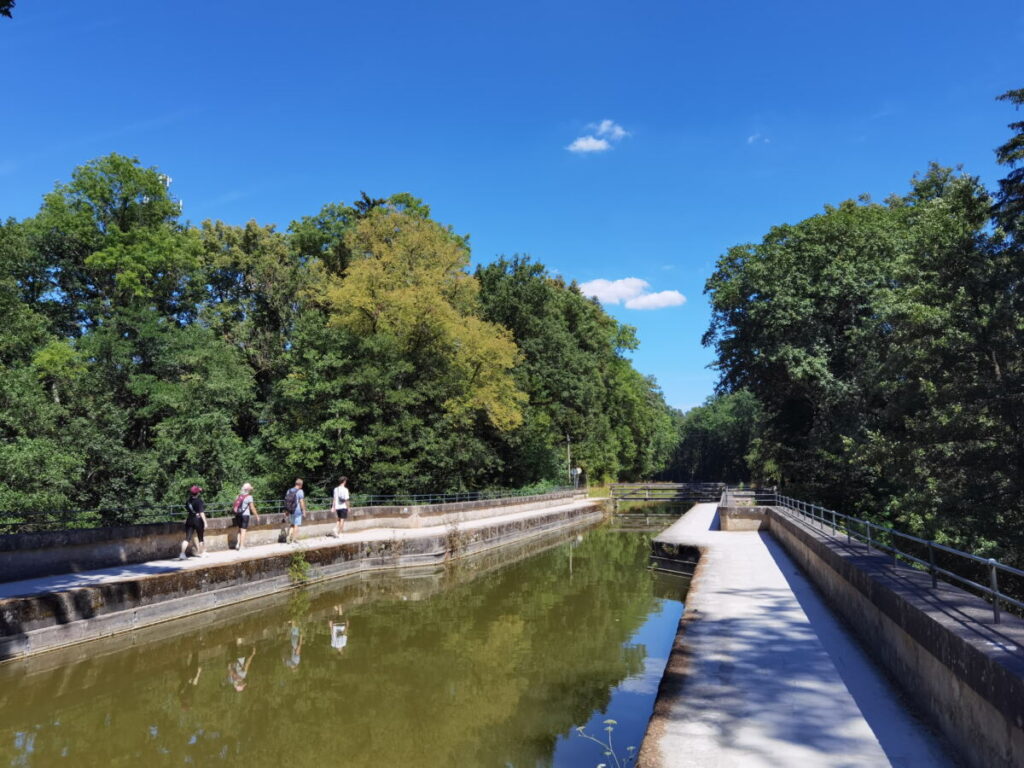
661;264;675;271
567;135;612;153
580;277;685;310
567;119;629;153
579;277;647;303
591;119;629;140
747;132;770;145
625;290;686;310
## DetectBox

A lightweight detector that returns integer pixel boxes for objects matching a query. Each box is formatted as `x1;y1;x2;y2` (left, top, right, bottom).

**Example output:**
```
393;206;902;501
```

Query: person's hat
190;485;202;494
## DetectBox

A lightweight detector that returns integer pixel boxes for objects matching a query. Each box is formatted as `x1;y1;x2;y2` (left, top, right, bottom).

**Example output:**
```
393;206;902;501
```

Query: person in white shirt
330;476;350;537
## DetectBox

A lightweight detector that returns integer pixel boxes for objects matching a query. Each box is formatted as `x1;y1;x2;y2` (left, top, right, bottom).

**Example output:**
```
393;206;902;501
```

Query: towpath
0;497;599;600
641;502;954;768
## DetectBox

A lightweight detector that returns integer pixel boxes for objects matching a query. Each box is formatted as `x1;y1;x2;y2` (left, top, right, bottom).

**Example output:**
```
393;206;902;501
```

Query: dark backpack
232;494;246;514
284;487;299;513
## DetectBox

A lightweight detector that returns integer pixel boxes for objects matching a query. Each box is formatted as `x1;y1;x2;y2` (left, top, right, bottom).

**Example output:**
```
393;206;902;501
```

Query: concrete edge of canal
638;502;1024;768
0;497;606;663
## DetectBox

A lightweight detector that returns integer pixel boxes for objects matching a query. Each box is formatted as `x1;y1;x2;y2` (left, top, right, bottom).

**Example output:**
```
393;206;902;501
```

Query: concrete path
643;503;953;768
0;498;599;600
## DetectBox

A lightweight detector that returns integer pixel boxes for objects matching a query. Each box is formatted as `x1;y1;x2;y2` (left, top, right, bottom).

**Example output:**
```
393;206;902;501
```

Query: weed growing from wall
288;551;312;584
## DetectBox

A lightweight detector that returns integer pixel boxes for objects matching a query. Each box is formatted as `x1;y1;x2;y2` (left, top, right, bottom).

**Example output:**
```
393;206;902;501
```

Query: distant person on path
179;485;207;560
233;483;259;551
329;476;349;537
284;478;306;545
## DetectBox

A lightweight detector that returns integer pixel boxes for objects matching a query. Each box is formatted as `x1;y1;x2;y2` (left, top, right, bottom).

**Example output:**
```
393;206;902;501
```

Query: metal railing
0;487;578;534
611;482;725;502
720;486;777;506
768;491;1024;624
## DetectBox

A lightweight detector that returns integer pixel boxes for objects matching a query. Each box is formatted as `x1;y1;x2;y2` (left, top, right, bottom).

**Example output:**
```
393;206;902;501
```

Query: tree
994;88;1024;237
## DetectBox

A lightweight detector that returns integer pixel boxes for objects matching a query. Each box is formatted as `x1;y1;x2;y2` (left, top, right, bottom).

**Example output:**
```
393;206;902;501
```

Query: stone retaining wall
0;490;581;582
733;506;1024;768
0;500;604;661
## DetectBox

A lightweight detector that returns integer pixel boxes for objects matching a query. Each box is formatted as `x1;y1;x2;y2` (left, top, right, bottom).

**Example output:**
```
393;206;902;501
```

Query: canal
0;522;689;766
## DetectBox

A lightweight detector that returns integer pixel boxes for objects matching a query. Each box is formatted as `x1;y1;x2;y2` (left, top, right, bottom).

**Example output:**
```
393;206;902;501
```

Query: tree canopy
0;158;679;518
702;88;1024;565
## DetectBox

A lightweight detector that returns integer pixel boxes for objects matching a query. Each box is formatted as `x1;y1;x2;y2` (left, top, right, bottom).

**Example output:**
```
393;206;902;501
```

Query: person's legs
180;524;196;559
196;521;206;556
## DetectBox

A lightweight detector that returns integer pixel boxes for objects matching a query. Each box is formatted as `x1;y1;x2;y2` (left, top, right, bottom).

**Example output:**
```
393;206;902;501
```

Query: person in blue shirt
285;478;307;545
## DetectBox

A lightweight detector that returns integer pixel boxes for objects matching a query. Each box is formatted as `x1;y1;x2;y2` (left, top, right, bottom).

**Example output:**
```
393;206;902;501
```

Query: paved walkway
0;498;599;600
644;503;953;768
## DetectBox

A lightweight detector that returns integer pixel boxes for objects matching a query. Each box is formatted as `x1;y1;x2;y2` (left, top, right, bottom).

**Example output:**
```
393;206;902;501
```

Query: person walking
284;478;306;545
234;483;259;551
329;476;349;538
179;485;207;559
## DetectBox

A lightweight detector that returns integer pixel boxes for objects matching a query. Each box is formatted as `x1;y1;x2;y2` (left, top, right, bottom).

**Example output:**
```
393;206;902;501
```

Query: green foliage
475;256;679;485
288;551;312;584
0;157;677;520
703;96;1024;564
660;391;761;483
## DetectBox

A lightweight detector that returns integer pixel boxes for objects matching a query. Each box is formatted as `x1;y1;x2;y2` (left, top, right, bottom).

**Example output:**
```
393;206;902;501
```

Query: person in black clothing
179;485;207;559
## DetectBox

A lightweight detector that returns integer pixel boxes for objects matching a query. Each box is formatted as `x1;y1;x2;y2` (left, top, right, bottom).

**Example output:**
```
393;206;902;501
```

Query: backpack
284;487;299;513
232;494;246;514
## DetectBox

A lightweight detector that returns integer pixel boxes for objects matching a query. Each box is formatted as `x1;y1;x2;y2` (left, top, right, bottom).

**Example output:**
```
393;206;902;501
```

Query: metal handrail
769;491;1024;624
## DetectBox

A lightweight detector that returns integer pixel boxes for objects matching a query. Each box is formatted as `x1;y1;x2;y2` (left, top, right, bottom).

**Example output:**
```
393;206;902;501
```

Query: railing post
831;510;836;537
866;521;872;552
927;541;937;588
989;559;1001;624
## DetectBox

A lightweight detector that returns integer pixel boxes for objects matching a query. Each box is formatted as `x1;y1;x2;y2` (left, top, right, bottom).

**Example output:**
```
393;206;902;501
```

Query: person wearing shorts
179;485;207;559
285;478;306;545
234;483;259;551
330;476;349;537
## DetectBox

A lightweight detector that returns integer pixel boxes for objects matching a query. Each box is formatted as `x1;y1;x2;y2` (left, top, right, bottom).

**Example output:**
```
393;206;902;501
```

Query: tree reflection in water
0;526;687;767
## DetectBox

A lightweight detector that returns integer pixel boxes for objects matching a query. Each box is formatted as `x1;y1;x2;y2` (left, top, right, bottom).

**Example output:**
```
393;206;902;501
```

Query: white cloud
567;119;629;154
625;290;686;310
567;135;611;153
579;277;648;303
580;277;686;310
592;119;628;140
747;132;770;145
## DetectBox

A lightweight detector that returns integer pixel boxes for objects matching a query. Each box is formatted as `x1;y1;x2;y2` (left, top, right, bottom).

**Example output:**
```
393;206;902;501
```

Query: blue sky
2;1;1023;410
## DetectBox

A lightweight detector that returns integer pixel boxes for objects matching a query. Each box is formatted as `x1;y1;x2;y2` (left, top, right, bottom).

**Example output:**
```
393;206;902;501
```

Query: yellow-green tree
325;208;525;432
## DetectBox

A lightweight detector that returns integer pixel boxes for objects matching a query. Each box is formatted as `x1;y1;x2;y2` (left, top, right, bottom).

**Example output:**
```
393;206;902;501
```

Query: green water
0;525;687;767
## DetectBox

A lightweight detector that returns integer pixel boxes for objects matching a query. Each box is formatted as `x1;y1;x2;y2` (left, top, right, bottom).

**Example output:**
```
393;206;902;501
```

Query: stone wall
759;507;1024;768
0;500;603;661
0;490;581;583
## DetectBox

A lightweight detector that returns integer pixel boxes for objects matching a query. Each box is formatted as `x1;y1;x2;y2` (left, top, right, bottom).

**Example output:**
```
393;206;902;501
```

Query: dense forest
683;88;1024;564
0;162;680;515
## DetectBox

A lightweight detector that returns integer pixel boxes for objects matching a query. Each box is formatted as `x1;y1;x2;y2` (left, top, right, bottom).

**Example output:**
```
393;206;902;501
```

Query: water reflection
1;526;687;767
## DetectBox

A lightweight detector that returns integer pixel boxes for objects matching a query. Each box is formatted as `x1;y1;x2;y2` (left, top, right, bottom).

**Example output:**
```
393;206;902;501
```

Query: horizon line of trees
672;88;1024;566
0;157;681;516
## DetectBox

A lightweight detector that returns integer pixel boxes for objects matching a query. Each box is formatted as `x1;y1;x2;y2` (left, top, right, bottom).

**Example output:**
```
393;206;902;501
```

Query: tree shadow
653;544;955;766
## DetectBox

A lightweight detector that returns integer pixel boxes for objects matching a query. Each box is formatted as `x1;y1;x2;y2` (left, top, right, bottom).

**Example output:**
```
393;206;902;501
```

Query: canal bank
639;502;952;768
0;520;684;767
0;495;603;661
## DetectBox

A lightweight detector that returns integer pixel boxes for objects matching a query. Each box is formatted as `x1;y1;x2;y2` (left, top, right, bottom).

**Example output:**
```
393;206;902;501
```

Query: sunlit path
641;503;951;768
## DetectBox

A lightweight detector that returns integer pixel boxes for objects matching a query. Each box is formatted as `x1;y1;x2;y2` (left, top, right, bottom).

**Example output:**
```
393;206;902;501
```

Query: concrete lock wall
0;500;604;661
0;490;582;583
731;506;1024;768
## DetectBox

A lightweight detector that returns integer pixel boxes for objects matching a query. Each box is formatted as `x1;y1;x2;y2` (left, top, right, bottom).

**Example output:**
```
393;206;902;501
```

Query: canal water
0;523;688;767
